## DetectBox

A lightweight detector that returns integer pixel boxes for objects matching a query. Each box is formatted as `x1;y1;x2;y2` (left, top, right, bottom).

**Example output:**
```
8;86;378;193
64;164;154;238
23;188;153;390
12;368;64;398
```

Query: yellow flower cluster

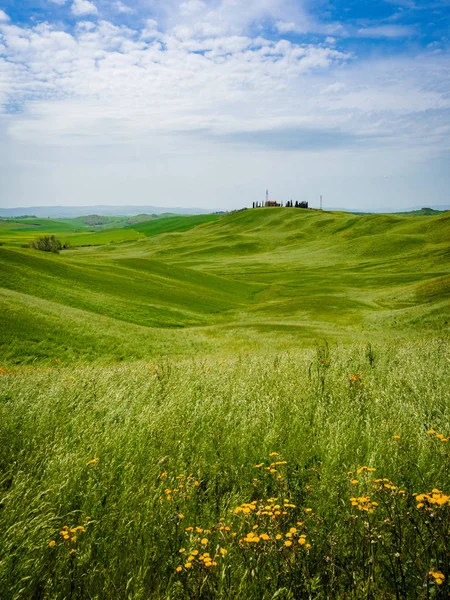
348;373;362;383
415;489;449;509
86;457;99;466
182;550;218;570
49;518;90;553
253;452;288;480
429;570;445;585
356;466;376;475
372;478;406;495
177;537;224;572
162;473;199;502
239;528;310;550
428;429;449;442
350;496;379;513
174;454;315;574
234;497;296;519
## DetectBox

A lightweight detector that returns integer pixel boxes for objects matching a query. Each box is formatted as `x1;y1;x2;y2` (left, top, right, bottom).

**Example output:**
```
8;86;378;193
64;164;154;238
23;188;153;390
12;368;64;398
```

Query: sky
0;1;449;211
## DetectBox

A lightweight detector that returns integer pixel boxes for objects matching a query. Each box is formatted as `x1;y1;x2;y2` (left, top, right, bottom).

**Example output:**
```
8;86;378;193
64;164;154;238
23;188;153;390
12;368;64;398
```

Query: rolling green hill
0;208;448;364
0;213;220;248
1;208;449;600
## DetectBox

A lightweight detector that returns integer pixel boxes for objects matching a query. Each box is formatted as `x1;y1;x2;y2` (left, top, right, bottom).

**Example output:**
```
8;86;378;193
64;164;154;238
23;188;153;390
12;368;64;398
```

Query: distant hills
0;205;214;218
0;204;448;219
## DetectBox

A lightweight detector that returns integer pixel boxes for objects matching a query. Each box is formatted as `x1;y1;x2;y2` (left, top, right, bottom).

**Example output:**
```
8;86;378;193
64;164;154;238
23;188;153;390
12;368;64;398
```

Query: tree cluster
30;235;63;254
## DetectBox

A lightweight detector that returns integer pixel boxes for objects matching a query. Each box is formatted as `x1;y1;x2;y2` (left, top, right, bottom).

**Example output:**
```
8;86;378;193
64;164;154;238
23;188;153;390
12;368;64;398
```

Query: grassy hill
0;213;221;249
1;207;449;599
0;208;448;364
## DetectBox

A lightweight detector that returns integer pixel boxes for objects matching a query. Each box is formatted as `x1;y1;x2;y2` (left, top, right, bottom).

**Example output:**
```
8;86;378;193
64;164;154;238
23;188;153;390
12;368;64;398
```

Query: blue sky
0;0;449;210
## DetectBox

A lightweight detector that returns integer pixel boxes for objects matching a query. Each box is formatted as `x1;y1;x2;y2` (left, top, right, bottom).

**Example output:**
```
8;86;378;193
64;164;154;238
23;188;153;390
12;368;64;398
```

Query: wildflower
185;562;192;569
275;534;282;540
429;571;445;585
427;429;436;435
49;540;56;548
160;472;167;479
69;549;76;555
254;463;264;468
87;458;99;466
178;514;184;519
201;538;208;545
179;548;186;553
220;548;227;555
284;541;292;547
269;452;280;457
191;550;199;556
351;479;359;485
260;534;270;541
289;527;297;534
176;566;182;573
349;373;361;383
393;435;400;440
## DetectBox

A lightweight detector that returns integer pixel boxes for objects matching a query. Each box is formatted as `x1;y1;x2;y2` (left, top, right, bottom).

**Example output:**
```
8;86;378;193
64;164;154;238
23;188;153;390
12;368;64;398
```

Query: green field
0;213;222;249
0;208;448;364
0;208;449;598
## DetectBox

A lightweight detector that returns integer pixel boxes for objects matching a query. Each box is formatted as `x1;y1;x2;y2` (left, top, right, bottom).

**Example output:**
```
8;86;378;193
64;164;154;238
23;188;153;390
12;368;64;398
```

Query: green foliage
0;341;449;599
30;234;63;254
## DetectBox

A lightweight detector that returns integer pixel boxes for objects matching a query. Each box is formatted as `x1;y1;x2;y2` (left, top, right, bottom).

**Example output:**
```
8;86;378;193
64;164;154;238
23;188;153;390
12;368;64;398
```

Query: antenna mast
266;189;269;204
320;194;323;210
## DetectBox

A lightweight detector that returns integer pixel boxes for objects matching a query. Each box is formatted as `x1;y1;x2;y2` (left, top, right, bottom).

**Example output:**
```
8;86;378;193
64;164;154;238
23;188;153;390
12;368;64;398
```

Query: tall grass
1;339;449;598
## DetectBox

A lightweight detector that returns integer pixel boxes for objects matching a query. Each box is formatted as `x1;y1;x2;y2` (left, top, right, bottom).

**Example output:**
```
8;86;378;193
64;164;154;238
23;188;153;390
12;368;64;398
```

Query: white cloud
114;1;134;14
275;21;296;33
48;0;68;5
0;10;10;22
357;25;414;38
71;0;98;17
179;1;207;17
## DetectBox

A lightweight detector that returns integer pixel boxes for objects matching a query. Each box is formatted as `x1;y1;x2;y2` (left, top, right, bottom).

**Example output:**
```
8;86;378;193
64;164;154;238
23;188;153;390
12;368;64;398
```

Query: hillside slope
1;209;448;363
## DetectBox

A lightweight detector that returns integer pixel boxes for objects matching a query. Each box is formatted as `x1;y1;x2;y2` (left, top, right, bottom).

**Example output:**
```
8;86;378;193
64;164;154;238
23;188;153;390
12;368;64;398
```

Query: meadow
0;208;449;598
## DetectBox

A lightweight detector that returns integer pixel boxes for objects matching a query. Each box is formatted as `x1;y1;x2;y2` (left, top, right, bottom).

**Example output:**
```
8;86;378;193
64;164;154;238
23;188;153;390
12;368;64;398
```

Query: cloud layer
0;1;449;209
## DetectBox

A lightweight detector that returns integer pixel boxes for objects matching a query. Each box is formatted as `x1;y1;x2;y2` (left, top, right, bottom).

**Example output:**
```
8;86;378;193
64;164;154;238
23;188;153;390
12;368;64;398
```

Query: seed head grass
0;340;449;598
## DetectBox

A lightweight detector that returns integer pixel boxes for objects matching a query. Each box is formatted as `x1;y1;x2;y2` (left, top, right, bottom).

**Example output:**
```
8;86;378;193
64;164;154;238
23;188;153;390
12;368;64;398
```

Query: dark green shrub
30;235;62;254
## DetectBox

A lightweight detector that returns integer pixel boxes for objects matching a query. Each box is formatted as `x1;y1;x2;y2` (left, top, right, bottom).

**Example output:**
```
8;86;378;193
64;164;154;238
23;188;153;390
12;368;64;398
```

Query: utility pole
266;189;269;205
320;195;323;210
